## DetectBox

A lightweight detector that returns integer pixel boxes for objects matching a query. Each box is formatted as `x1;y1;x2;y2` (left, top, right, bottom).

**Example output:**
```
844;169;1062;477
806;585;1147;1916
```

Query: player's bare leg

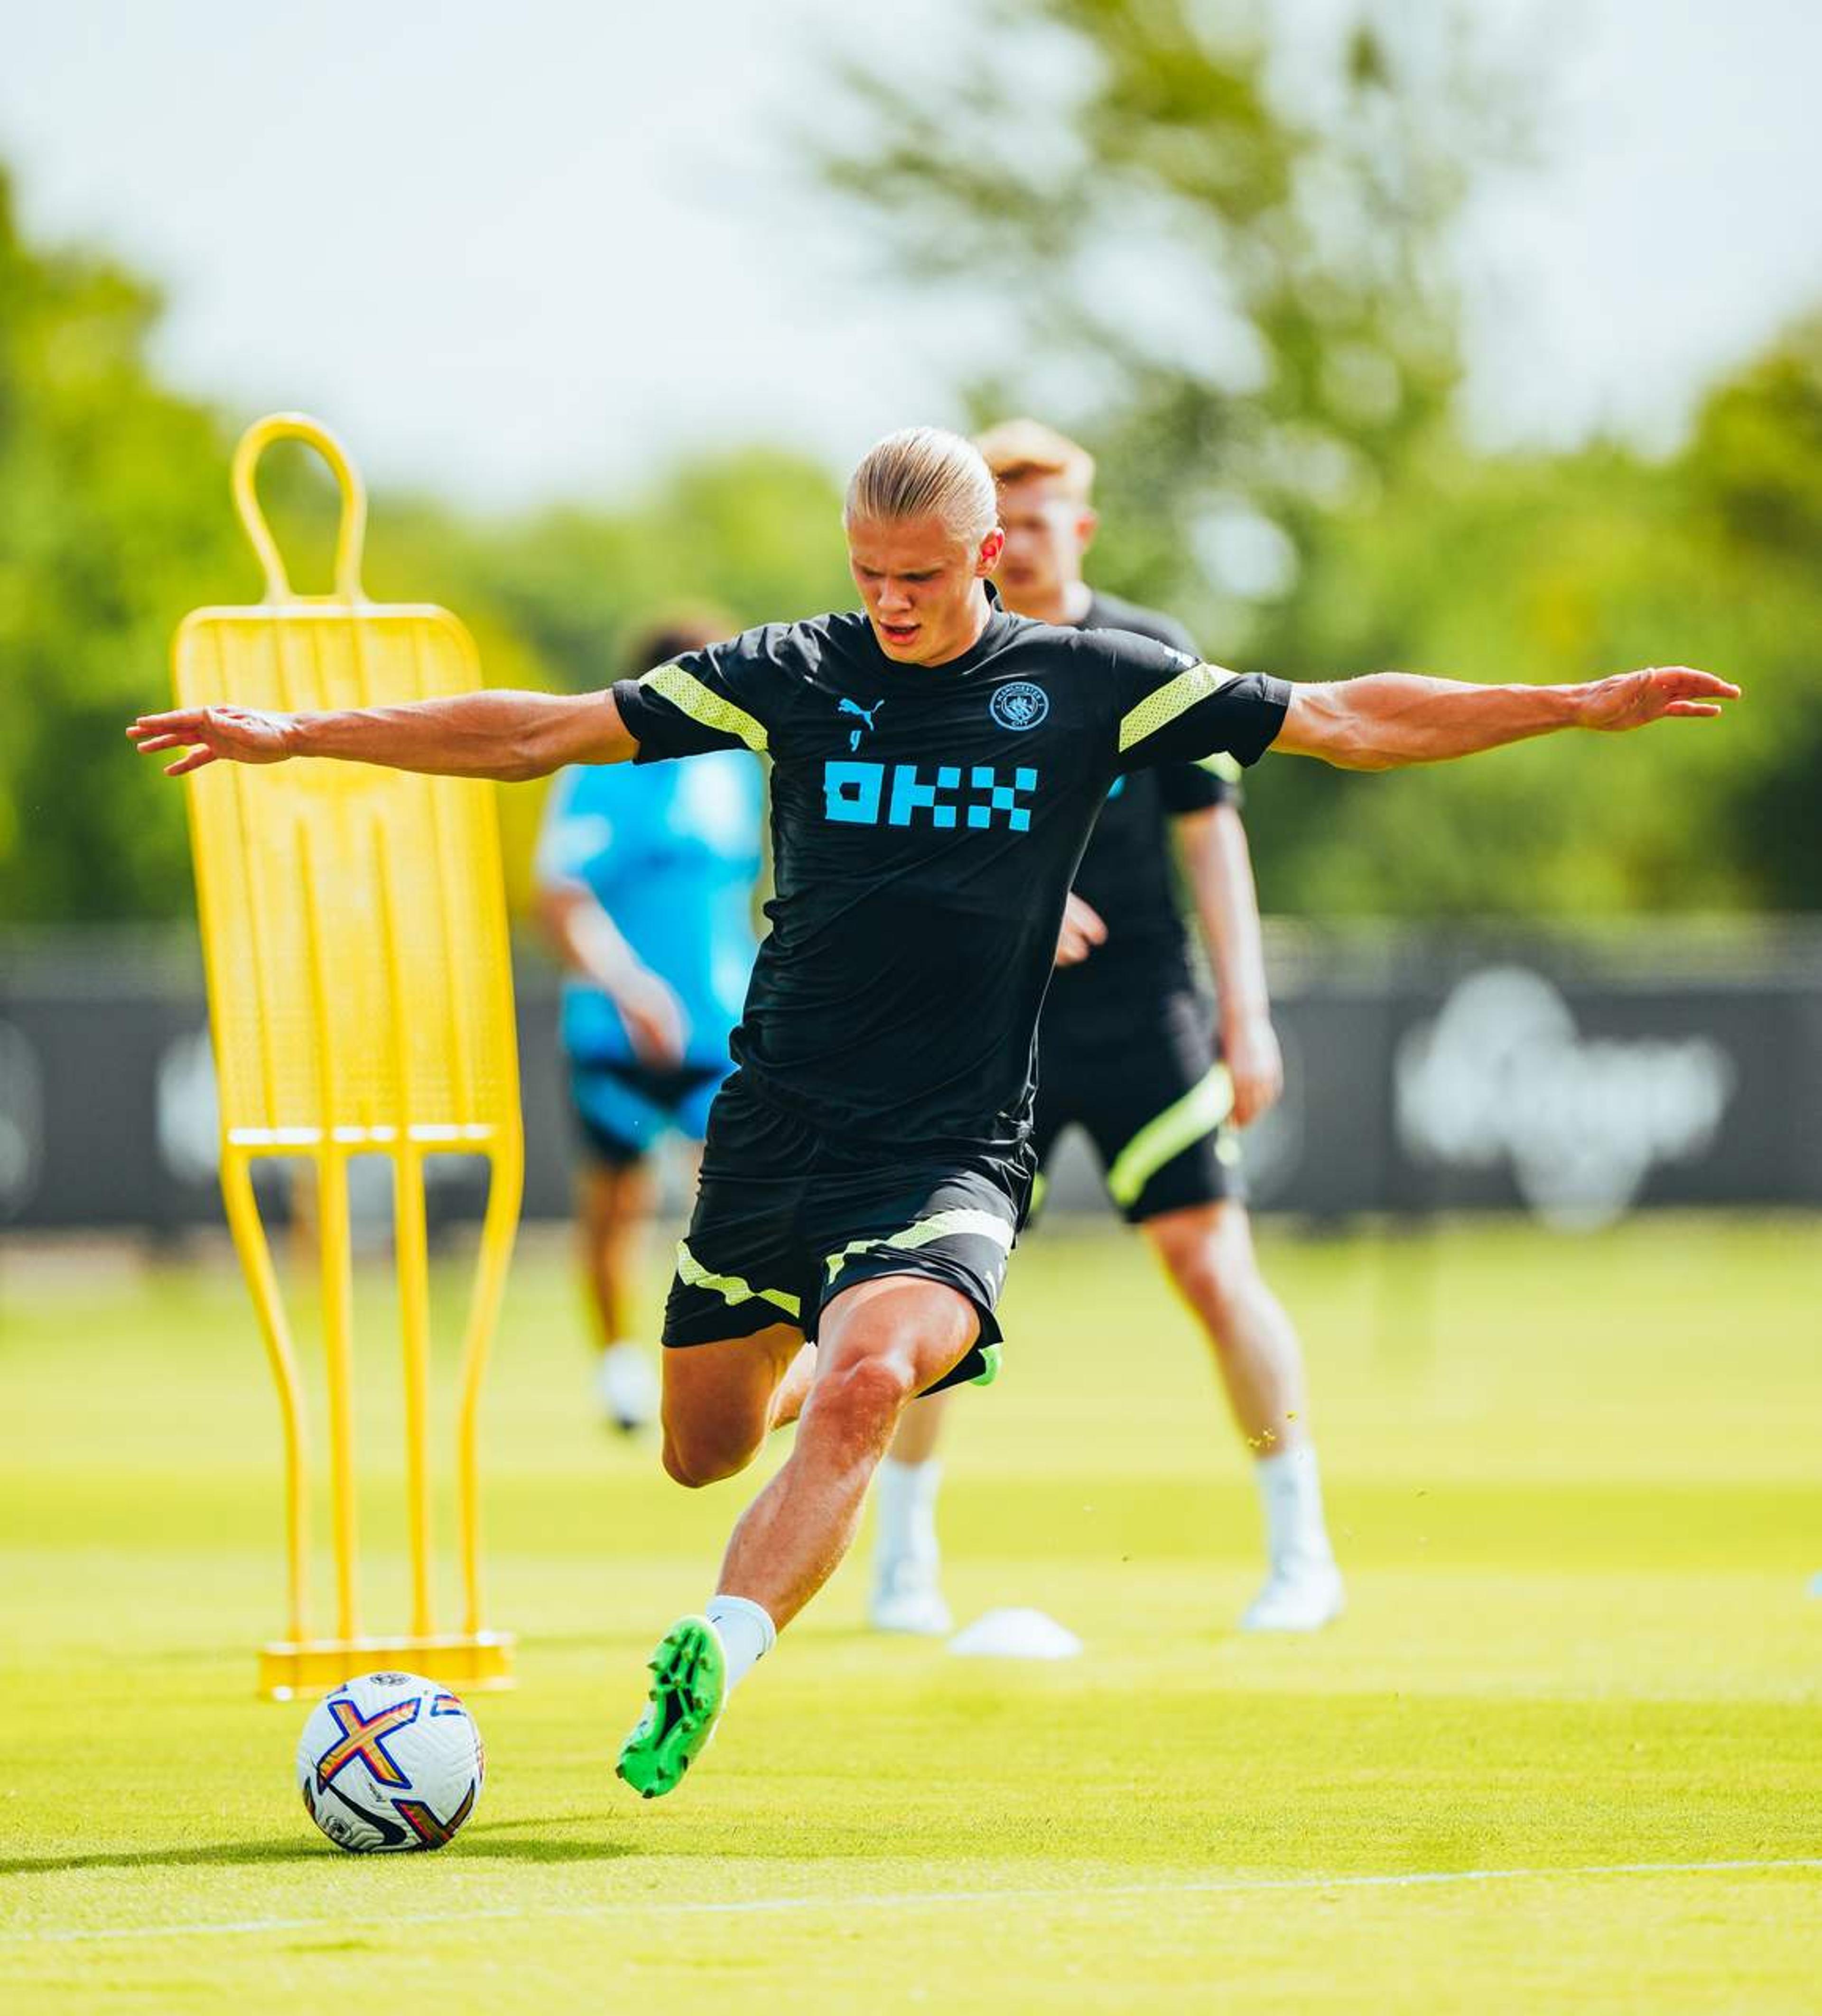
579;1159;661;1429
717;1276;976;1627
872;1388;955;1633
1143;1200;1304;1449
620;1279;975;1797
885;1388;949;1465
579;1161;649;1344
1142;1199;1343;1631
659;1323;810;1487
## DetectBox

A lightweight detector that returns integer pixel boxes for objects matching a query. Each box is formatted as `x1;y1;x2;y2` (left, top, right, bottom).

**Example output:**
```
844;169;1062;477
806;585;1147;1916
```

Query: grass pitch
1;1215;1816;2011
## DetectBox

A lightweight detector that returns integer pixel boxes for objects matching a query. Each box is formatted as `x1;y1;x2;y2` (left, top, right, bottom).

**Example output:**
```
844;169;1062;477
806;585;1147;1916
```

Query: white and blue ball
296;1671;484;1854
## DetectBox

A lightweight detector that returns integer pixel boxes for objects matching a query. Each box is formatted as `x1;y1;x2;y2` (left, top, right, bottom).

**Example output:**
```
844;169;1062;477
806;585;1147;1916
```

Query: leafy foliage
0;173;846;922
0;171;242;922
816;4;1818;917
1249;322;1822;916
3;13;1818;929
816;0;1499;634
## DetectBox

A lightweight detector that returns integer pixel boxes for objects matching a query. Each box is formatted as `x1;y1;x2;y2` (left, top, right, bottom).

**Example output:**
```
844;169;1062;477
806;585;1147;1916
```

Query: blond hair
845;427;999;542
973;418;1096;502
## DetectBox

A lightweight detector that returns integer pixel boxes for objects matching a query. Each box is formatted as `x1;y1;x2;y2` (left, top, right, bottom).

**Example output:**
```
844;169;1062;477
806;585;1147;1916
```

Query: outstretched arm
1274;666;1739;771
128;687;639;782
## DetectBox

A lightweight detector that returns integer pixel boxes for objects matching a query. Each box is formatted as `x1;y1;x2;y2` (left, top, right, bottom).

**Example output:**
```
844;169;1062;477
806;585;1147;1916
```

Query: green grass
1;1216;1817;2012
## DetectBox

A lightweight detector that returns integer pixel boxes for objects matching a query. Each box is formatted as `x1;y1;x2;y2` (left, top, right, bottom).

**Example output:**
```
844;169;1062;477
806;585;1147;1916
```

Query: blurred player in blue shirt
535;616;765;1428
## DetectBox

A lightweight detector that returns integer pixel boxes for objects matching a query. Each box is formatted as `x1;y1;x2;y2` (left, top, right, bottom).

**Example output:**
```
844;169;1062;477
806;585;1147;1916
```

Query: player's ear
977;527;1006;576
1076;507;1099;553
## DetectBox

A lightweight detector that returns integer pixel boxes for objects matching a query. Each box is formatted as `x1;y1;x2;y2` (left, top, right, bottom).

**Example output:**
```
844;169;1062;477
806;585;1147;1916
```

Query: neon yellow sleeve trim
1117;662;1238;755
639;663;769;755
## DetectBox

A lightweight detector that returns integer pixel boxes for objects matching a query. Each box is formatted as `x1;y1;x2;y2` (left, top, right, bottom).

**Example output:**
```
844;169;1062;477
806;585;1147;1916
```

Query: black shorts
1031;984;1243;1224
662;1073;1033;1395
565;1055;727;1169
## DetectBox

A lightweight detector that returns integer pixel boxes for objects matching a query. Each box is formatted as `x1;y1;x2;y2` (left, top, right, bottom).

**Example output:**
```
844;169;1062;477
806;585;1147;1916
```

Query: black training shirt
1049;590;1243;1027
612;594;1289;1153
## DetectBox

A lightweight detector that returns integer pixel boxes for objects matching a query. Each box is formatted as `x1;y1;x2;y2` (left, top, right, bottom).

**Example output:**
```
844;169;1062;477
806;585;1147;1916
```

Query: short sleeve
611;625;780;764
1103;634;1290;773
1156;754;1243;816
533;766;614;886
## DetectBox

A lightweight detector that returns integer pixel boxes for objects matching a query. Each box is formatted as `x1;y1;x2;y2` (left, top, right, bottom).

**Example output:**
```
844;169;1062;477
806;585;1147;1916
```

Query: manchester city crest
990;681;1050;731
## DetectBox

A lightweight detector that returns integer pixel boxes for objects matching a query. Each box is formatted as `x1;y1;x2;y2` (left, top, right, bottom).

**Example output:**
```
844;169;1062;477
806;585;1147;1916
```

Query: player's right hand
1222;1008;1284;1127
1054;891;1109;968
128;706;295;775
615;970;688;1068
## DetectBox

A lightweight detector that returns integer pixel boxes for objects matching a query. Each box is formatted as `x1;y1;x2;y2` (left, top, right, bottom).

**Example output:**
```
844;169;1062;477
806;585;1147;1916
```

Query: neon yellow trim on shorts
640;663;769;754
675;1240;801;1318
1117;662;1238;755
1198;750;1243;783
1105;1064;1235;1208
824;1207;1014;1284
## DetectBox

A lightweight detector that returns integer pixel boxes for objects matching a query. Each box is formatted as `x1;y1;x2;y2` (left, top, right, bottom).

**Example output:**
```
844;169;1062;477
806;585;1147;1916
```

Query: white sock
873;1457;943;1569
705;1594;775;1691
1254;1445;1334;1568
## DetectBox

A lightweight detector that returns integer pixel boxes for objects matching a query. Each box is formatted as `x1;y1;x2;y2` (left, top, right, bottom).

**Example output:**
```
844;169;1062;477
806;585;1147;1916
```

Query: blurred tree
1681;313;1822;911
364;454;850;909
816;0;1507;639
1248;316;1822;916
817;0;1540;913
0;169;242;922
0;174;846;923
434;448;851;695
6;58;1813;929
817;4;1815;919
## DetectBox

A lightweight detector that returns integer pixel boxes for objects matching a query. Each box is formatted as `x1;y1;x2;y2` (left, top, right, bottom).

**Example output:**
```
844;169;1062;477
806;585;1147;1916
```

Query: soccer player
869;420;1336;1636
535;615;764;1430
131;426;1735;1799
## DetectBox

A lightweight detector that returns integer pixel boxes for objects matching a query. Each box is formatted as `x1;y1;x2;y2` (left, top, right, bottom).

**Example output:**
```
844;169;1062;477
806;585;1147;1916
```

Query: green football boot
616;1615;727;1800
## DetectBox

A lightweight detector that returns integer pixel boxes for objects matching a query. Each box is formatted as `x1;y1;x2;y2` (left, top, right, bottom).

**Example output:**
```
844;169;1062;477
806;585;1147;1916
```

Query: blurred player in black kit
870;421;1341;1636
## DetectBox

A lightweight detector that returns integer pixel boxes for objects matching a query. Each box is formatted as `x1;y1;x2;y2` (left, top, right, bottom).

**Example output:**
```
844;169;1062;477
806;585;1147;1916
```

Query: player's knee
660;1437;716;1489
807;1349;917;1457
660;1425;756;1490
1173;1230;1257;1345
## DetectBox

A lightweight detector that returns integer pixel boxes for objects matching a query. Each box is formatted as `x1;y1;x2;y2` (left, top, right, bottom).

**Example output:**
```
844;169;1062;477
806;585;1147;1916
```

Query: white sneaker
869;1558;953;1636
1239;1555;1345;1633
595;1341;659;1433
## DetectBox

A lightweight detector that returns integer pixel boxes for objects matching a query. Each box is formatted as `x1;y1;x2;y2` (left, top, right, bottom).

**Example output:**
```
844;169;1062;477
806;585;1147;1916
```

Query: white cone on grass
948;1608;1082;1660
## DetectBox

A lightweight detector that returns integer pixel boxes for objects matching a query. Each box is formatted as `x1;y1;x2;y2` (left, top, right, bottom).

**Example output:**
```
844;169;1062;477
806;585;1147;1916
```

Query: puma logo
838;697;885;752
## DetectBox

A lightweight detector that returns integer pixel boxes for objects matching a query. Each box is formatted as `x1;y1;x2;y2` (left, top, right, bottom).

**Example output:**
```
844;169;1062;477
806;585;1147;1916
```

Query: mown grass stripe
9;1857;1816;1945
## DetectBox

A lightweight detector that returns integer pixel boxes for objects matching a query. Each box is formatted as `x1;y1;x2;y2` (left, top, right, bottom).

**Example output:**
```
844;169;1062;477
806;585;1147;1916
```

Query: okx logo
824;761;1038;832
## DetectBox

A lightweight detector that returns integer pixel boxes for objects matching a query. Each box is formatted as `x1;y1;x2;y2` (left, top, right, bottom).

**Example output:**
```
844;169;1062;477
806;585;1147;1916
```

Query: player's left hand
1222;1009;1283;1127
1580;667;1740;732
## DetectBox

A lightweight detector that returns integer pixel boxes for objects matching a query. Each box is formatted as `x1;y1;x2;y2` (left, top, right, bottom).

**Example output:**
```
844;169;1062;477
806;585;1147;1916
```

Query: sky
1;0;1819;506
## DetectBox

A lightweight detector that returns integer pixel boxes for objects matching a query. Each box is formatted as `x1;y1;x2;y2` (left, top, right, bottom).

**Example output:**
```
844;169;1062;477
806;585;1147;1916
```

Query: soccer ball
296;1671;484;1854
